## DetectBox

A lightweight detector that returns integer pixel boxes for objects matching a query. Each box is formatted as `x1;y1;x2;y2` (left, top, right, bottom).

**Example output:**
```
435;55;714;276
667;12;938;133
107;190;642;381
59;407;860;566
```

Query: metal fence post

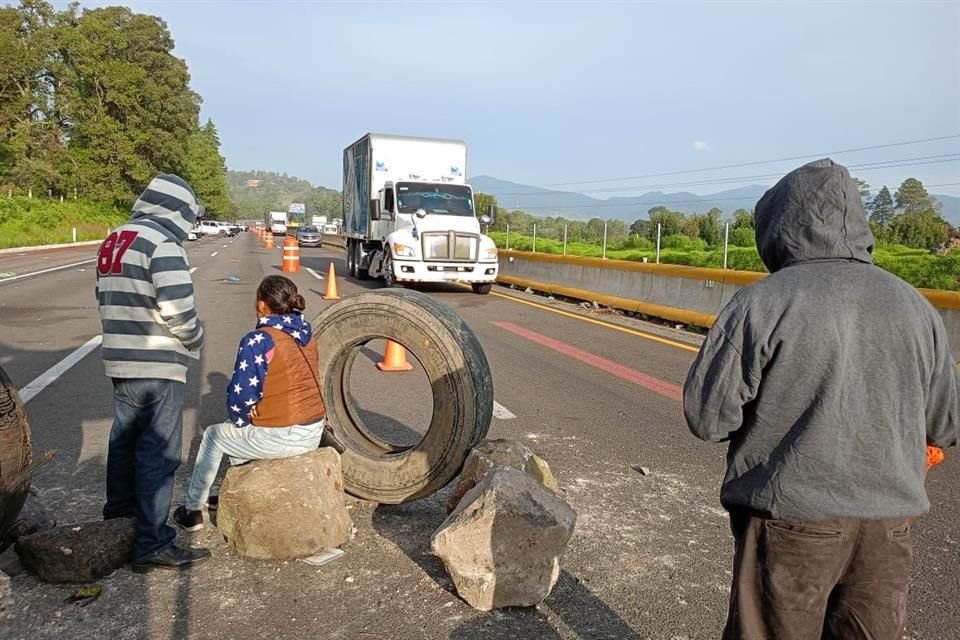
723;222;730;269
506;223;510;251
532;224;537;253
563;224;568;256
656;222;661;264
602;222;608;259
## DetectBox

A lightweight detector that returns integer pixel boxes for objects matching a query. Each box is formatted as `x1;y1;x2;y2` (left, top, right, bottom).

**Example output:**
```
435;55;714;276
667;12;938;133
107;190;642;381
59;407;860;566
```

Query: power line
492;154;960;198
534;134;960;188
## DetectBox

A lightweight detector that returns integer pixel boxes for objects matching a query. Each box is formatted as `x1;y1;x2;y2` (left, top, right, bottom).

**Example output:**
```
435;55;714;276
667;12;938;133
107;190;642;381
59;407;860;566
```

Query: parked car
296;225;322;247
196;220;236;237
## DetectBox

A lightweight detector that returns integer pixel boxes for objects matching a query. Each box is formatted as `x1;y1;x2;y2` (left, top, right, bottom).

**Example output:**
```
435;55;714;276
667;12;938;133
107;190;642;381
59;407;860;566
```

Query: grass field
0;198;127;249
490;231;960;291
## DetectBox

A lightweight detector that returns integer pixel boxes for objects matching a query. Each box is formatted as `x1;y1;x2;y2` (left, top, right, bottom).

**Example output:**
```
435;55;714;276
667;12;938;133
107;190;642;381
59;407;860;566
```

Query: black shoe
172;505;204;532
206;495;218;510
132;545;211;573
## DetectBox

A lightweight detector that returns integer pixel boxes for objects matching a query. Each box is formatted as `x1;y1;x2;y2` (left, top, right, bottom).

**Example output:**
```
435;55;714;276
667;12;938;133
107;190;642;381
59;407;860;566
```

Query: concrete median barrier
498;250;960;349
322;233;347;250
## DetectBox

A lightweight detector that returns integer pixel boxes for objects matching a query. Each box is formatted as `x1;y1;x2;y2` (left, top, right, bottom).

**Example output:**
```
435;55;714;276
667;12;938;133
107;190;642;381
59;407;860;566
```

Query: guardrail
497;250;960;348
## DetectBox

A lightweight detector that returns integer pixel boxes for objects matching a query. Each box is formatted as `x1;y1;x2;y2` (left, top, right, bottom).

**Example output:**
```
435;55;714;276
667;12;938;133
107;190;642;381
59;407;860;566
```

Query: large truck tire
353;242;369;281
346;240;357;278
471;283;493;295
0;365;32;549
313;289;493;503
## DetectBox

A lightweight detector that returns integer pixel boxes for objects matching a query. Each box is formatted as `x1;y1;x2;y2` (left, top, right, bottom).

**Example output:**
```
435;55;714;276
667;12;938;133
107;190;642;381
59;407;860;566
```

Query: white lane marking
210;251;218;257
0;258;97;284
305;267;325;280
222;244;228;248
20;335;102;404
190;267;198;274
493;401;516;420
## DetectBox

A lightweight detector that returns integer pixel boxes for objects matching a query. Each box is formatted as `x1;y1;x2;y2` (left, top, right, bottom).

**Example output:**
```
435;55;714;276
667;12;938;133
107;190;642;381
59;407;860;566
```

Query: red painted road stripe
493;321;683;402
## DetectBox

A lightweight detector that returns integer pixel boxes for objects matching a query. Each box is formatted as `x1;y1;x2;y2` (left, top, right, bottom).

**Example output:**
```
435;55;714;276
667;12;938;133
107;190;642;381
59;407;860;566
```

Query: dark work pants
724;509;914;640
103;378;185;562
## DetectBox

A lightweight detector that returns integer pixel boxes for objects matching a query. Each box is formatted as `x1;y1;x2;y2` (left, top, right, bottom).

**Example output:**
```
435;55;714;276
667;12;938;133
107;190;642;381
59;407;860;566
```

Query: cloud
692;140;712;153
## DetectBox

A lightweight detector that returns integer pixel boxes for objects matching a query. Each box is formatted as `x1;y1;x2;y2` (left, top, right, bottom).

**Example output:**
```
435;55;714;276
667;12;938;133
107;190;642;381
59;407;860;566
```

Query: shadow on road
372;496;642;640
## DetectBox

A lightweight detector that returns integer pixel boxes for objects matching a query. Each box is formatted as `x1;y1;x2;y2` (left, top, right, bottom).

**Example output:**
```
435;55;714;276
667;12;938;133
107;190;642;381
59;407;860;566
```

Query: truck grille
422;232;479;262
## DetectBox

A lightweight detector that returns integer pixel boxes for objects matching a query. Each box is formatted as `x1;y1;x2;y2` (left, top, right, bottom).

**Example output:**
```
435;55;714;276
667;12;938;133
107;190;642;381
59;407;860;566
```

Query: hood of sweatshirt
130;174;201;242
754;158;874;273
257;311;312;347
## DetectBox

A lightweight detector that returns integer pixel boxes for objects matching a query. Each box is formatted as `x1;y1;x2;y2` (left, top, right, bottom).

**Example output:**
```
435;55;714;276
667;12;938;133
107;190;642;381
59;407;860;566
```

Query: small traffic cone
377;340;413;372
263;230;273;249
322;261;340;300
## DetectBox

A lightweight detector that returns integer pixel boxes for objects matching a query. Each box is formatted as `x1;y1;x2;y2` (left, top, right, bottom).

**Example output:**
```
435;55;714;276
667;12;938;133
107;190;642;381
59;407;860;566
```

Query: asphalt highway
0;232;956;639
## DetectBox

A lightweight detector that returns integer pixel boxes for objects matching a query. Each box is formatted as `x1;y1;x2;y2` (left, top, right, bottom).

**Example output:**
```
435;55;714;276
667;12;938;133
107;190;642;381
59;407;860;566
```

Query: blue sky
63;1;959;197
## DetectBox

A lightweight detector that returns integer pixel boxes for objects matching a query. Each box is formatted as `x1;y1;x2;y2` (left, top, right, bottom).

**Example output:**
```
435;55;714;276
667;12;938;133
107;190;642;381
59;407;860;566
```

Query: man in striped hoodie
95;174;210;572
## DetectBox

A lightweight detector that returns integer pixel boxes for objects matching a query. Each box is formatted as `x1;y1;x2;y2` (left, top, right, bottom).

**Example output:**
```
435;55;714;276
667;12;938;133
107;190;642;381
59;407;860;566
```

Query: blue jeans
104;378;185;562
184;420;325;511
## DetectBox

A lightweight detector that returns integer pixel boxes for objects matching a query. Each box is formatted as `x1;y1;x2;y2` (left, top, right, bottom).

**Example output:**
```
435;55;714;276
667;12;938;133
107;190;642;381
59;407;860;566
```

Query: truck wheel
313;290;493;503
346;240;357;278
471;283;493;295
0;365;32;549
354;243;369;281
382;255;398;288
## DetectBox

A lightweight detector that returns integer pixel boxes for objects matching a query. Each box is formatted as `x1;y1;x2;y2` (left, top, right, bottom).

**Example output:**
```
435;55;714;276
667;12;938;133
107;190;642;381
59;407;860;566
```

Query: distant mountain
936;194;960;226
471;175;960;225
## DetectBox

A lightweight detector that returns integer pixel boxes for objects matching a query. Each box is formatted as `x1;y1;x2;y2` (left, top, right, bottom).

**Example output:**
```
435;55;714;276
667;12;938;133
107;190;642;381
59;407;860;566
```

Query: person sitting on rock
173;275;326;531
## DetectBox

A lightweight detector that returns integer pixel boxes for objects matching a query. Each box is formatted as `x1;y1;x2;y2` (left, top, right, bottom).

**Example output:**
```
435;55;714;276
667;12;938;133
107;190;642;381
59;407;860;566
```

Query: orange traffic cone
377;340;413;372
322;262;341;300
263;230;273;249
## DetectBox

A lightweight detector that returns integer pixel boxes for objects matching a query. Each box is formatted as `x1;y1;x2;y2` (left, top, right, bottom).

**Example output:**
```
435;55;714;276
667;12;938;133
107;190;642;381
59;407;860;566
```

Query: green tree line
480;176;955;254
0;0;232;216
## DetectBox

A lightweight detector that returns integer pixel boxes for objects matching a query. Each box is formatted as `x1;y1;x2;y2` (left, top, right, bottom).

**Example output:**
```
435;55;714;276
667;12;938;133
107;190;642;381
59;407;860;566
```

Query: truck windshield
396;183;474;217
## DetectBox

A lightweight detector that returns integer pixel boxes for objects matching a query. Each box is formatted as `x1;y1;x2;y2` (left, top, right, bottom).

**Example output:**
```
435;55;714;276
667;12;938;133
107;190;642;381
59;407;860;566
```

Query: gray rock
14;518;135;583
431;467;576;611
0;569;10;619
447;439;560;513
217;448;352;560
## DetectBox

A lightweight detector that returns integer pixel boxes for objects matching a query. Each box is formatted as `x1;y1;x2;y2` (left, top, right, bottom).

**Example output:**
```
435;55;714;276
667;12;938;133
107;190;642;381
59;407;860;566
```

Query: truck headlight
393;243;416;258
484;246;498;259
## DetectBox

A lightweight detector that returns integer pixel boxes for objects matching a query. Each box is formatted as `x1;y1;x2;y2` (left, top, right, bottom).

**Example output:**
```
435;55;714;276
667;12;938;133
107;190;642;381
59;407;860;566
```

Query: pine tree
184;119;233;218
869;186;895;227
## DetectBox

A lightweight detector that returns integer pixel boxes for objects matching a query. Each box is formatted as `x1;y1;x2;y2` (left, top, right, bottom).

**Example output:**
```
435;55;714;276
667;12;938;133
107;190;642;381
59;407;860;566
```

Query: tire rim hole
342;338;434;452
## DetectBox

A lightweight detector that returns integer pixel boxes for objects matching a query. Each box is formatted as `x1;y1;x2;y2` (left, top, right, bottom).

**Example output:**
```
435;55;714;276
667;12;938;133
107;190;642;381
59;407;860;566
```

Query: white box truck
266;211;287;235
342;133;498;294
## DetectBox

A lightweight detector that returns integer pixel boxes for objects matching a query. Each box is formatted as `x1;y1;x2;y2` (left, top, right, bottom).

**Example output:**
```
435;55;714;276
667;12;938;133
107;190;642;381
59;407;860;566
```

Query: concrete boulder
14;517;135;583
447;439;560;513
431;467;576;611
217;448;352;560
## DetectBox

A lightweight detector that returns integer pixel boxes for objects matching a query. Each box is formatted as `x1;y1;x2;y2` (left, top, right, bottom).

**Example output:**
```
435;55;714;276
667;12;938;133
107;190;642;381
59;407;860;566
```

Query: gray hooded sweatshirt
683;159;959;521
96;174;204;383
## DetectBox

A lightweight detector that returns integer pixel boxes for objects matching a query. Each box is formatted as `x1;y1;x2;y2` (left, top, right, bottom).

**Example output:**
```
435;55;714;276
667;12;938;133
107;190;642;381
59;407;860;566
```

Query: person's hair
257;275;305;314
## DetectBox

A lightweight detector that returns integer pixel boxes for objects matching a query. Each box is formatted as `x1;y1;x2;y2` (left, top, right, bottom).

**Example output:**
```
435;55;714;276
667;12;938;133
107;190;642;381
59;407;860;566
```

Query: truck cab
365;180;497;291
